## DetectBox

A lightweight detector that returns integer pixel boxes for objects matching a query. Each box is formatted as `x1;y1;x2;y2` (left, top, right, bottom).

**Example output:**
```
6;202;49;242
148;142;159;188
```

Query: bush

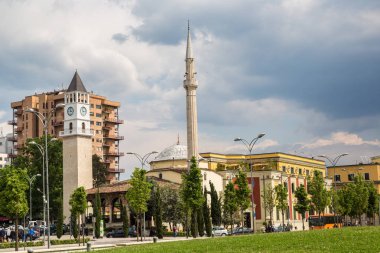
0;241;44;249
50;238;90;245
163;231;186;237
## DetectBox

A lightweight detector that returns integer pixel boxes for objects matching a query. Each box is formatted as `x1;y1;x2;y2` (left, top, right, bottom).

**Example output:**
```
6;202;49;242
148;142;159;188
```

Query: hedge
50;238;90;245
0;241;44;249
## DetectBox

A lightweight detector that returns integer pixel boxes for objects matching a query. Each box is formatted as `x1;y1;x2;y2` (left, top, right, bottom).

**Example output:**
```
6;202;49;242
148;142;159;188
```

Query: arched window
82;122;85;133
69;122;73;133
159;173;162;179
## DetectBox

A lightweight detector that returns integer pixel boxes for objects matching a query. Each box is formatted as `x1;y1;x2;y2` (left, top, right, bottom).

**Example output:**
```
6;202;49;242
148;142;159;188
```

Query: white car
212;226;228;236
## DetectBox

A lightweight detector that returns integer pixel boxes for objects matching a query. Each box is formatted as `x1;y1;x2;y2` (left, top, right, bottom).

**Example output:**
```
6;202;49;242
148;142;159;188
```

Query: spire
186;20;193;59
67;70;87;92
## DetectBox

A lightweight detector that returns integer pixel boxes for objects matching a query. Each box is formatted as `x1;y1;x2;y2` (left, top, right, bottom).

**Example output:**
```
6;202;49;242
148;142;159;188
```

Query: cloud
302;132;380;149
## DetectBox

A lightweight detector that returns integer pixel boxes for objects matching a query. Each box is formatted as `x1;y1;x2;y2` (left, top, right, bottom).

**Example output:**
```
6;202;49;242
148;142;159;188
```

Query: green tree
13;136;63;222
126;168;151;241
275;183;288;228
71;212;78;239
180;157;203;238
337;185;354;223
203;187;212;237
197;206;205;237
153;186;164;239
93;154;107;188
294;184;310;230
235;170;250;229
350;175;369;224
69;187;87;244
308;171;329;219
366;182;379;225
0;166;29;251
261;183;276;227
122;205;129;237
94;189;101;238
56;196;64;238
223;182;238;234
161;186;182;229
209;181;222;226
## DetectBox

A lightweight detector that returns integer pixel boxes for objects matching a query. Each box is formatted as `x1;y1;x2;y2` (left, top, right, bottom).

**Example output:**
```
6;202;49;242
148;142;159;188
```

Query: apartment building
9;73;124;183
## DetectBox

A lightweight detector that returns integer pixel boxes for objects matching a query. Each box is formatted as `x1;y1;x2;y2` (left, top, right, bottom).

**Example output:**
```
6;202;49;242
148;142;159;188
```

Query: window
348;174;354;181
159;173;162;179
298;168;302;175
90;112;94;116
306;170;310;176
0;157;2;161
91;104;94;108
282;166;286;172
96;105;102;109
291;183;295;193
96;122;102;126
364;173;370;180
204;173;207;181
291;167;294;174
96;113;101;118
284;182;288;189
334;175;341;182
69;122;73;131
90;121;94;125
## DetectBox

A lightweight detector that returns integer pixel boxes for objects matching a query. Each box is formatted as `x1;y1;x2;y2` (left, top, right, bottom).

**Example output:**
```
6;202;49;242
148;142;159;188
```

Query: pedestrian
173;225;177;237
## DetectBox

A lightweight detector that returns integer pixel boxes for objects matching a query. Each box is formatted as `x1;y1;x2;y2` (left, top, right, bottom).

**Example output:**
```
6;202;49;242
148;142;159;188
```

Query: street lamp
234;133;265;233
318;153;348;226
127;151;158;240
25;103;64;248
25;173;41;221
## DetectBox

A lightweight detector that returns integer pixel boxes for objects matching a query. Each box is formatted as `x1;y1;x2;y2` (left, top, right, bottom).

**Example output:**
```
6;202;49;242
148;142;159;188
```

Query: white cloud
303;132;380;149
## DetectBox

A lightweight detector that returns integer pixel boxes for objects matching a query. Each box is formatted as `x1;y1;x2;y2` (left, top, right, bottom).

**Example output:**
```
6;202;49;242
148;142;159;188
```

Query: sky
0;0;379;179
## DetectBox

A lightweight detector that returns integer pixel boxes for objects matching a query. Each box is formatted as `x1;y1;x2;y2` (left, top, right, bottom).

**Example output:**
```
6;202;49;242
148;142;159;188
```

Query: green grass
97;226;380;253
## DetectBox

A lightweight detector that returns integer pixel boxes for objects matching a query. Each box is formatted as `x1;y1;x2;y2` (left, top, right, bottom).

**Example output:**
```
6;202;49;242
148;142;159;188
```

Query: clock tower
60;71;93;222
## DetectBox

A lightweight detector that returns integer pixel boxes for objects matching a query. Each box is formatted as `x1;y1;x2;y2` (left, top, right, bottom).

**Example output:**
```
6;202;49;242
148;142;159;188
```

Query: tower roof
186;21;193;59
67;71;87;92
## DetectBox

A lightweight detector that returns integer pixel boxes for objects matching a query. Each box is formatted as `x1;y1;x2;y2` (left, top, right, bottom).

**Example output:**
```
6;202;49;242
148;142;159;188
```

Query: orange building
8;72;124;183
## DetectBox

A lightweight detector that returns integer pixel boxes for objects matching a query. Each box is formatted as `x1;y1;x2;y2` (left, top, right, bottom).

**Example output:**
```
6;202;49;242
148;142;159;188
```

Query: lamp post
234;133;265;233
26;103;64;248
318;153;348;226
126;151;158;240
25;173;41;221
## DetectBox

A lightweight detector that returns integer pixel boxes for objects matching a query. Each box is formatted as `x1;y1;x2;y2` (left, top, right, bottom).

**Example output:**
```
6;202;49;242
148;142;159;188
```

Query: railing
102;125;112;130
104;135;124;140
104;118;124;124
8;120;17;125
104;151;125;157
16;126;24;132
107;168;125;173
59;129;94;137
102;142;111;147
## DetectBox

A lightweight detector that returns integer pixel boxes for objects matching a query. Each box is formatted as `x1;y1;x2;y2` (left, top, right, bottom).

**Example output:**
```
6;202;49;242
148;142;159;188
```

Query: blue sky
0;0;379;178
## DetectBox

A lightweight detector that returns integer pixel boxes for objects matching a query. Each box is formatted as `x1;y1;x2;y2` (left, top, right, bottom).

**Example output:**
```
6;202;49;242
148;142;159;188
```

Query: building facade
0;133;13;167
9;72;124;182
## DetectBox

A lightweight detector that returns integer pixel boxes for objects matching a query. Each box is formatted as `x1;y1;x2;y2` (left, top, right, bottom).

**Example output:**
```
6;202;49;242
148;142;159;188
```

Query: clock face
67;106;74;116
80;106;87;116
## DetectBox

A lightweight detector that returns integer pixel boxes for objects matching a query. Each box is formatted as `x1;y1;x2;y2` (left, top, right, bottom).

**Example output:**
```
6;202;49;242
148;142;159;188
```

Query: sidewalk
0;235;194;253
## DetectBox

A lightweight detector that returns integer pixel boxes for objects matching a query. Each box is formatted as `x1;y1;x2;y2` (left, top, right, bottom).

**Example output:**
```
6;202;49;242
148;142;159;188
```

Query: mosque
85;25;329;231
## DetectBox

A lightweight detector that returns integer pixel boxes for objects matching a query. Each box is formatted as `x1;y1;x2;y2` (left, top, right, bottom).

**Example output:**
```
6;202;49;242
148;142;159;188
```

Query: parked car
106;227;137;238
273;225;291;232
212;226;228;236
231;227;253;235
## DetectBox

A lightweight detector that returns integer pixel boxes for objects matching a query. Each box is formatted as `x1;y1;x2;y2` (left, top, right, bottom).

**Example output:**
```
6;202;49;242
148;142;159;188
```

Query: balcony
7;135;17;142
107;168;125;173
8;120;17;125
53;120;63;126
8;153;17;158
104;135;124;140
16;126;24;132
102;125;112;131
103;159;111;164
104;151;125;157
102;142;111;147
104;117;124;124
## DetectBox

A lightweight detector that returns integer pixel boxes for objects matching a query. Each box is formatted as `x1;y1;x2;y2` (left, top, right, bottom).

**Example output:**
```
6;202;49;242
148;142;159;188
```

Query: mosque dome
153;143;188;162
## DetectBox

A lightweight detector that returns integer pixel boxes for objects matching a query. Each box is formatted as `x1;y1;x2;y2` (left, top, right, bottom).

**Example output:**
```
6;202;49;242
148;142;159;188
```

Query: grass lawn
97;226;380;253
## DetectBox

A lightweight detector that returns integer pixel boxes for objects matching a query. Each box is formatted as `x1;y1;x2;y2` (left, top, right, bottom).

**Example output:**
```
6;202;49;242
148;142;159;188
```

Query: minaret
61;71;93;222
183;22;199;161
